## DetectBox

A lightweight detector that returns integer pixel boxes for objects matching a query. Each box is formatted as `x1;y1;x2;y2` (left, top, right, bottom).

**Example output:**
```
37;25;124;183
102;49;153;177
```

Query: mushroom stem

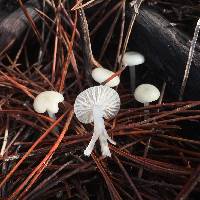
84;105;116;157
144;102;149;107
47;111;59;132
47;111;56;119
143;102;149;119
129;66;136;92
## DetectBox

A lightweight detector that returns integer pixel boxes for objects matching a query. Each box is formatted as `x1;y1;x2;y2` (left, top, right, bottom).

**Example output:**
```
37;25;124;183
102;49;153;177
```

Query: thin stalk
84;105;115;157
179;18;200;100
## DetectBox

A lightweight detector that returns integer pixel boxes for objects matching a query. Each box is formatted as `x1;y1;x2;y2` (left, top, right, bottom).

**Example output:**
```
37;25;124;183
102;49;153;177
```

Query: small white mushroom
121;51;145;92
74;85;120;157
91;67;120;87
134;84;160;107
33;91;64;119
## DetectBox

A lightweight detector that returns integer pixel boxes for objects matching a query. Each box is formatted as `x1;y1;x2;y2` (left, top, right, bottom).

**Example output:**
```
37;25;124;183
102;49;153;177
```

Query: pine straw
0;0;199;199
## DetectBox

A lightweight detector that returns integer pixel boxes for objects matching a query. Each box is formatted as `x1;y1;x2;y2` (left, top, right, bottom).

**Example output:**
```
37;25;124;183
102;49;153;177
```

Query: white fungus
91;67;120;87
33;91;64;118
122;51;145;67
74;85;120;157
134;84;160;106
121;51;145;92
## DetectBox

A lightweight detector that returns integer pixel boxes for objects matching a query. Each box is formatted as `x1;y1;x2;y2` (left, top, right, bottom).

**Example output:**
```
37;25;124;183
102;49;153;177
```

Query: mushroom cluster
74;85;120;157
32;52;160;158
120;51;160;108
32;86;120;157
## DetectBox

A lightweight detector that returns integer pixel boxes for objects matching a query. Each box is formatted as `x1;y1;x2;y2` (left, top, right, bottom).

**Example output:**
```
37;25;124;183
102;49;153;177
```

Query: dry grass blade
90;1;122;36
18;0;43;46
99;3;122;60
92;154;122;200
111;146;191;175
0;71;34;99
114;155;143;200
59;10;77;92
175;164;200;200
9;110;74;199
179;18;200;100
0;113;67;189
72;0;104;10
51;15;59;84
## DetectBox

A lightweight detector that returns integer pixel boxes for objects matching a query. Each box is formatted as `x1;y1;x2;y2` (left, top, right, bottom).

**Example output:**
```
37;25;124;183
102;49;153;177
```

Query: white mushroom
74;85;120;157
91;67;120;87
33;91;64;119
134;84;160;107
121;51;145;92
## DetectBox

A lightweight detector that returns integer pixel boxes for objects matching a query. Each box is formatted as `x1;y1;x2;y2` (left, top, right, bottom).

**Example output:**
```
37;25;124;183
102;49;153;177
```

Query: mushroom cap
33;91;64;114
91;67;120;87
74;85;120;124
134;84;160;104
122;51;145;66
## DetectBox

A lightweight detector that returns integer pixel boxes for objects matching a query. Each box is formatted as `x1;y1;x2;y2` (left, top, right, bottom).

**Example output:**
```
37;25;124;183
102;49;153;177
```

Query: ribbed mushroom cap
33;91;64;114
134;84;160;104
122;51;145;66
91;67;120;87
74;85;120;124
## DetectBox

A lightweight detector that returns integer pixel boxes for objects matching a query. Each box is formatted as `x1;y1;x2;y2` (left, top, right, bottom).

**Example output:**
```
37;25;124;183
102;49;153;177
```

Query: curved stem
84;105;116;157
99;131;111;157
47;111;59;132
103;129;116;145
47;111;56;119
84;130;99;156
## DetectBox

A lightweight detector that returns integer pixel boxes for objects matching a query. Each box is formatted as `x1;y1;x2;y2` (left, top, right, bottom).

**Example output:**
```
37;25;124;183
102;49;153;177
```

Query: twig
99;3;122;60
59;10;77;92
158;81;166;105
23;160;74;200
114;0;125;70
137;137;151;178
18;0;43;46
114;155;143;200
111;145;191;175
175;164;200;200
37;0;46;62
77;7;101;72
119;0;144;69
0;113;66;189
179;18;200;100
0;71;35;99
0;117;9;156
52;14;59;84
90;2;122;37
72;0;104;10
91;154;122;200
11;110;74;199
